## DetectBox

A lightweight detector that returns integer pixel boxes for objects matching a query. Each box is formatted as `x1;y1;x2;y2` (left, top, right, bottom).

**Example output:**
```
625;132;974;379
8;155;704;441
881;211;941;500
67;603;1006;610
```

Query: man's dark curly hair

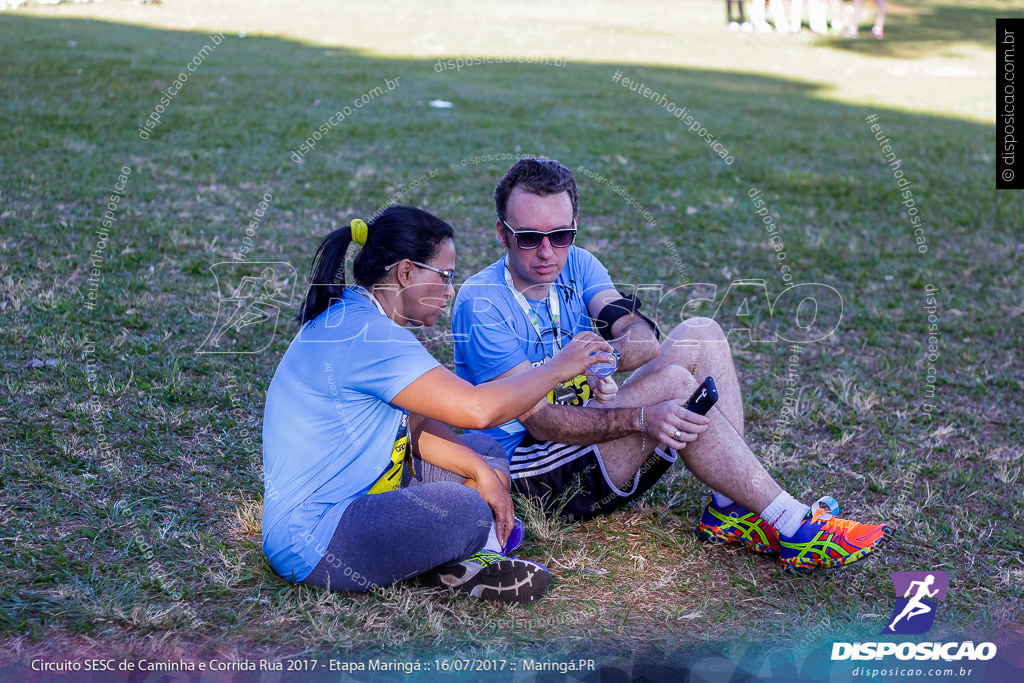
493;157;579;223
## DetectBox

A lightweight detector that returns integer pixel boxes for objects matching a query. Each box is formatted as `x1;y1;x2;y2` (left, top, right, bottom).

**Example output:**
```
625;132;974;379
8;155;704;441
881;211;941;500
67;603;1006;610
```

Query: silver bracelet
638;406;646;454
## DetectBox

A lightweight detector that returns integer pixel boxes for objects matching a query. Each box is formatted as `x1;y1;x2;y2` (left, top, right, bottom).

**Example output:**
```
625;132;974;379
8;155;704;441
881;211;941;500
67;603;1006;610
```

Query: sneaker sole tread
425;559;550;604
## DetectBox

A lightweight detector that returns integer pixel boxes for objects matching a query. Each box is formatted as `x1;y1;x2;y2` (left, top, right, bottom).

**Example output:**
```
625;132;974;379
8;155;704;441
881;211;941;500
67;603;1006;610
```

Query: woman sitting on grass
261;205;609;603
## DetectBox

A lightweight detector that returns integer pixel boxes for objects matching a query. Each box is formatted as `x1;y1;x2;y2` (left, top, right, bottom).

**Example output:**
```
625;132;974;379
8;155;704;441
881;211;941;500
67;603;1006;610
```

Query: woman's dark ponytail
296;205;454;325
295;225;354;325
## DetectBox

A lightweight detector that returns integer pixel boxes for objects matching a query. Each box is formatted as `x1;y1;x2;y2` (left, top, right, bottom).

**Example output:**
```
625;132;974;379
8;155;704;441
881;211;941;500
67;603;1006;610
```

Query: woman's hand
463;465;514;546
550;332;612;381
588;374;619;403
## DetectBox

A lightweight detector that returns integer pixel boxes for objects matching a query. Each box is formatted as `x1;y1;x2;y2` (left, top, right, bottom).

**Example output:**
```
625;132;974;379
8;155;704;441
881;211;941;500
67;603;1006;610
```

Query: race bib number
368;412;409;494
546;374;592;406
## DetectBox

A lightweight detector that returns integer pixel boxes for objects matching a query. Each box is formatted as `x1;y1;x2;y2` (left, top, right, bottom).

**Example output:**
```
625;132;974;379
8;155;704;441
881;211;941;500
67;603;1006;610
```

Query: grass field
0;0;1021;678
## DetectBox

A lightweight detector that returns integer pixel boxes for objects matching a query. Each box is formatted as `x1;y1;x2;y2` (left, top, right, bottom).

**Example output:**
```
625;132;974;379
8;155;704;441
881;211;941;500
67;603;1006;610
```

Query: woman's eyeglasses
501;218;577;250
385;260;456;286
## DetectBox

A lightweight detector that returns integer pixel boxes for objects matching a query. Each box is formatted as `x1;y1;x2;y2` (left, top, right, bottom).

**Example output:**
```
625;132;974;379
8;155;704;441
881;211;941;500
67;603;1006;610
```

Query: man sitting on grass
451;157;890;571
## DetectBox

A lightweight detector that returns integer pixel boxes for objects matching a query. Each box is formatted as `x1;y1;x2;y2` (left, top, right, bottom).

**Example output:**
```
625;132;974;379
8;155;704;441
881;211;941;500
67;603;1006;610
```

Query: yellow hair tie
351;218;368;246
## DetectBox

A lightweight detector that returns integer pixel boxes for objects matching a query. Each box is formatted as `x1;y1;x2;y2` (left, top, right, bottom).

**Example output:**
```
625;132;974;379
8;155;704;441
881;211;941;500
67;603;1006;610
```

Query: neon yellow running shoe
696;495;780;555
779;505;889;571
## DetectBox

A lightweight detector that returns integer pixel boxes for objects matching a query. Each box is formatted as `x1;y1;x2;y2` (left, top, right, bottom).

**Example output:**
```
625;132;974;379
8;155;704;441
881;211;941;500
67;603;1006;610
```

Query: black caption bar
997;18;1023;190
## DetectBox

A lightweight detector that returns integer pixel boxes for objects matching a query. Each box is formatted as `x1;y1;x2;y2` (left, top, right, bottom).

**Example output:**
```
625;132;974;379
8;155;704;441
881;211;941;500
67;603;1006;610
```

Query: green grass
0;0;1021;674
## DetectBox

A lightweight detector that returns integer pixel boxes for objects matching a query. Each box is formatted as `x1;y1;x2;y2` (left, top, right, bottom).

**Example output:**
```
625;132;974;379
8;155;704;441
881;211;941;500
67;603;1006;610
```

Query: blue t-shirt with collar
451;246;614;457
262;287;440;582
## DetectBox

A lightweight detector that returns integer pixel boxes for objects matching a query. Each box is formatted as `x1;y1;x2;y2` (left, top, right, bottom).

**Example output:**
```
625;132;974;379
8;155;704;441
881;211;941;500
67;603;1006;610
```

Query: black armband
593;293;661;341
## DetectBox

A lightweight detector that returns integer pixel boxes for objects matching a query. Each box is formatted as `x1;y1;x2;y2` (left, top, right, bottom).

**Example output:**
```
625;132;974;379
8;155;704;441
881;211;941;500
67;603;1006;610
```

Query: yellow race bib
368;412;409;494
546;373;593;406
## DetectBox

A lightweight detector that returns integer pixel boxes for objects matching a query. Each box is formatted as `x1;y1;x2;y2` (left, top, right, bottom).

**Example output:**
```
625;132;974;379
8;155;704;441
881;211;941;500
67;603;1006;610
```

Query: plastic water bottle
588;349;619;377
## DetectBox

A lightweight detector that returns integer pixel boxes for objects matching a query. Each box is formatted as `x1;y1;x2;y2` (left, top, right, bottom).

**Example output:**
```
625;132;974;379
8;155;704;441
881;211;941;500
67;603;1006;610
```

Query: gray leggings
300;434;509;592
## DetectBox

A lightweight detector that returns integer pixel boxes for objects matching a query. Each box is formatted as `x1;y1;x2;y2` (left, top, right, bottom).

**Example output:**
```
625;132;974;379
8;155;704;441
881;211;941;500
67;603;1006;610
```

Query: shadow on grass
1;11;1020;663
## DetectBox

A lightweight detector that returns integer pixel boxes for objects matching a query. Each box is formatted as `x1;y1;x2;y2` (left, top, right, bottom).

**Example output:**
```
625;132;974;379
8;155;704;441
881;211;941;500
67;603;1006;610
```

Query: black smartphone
685;376;719;415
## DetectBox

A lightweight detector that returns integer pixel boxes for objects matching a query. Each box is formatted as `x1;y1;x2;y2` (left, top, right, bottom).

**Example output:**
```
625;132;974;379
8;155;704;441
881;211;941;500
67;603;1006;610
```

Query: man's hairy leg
679;406;782;513
622;316;745;437
596;364;782;511
595;317;783;509
591;365;688;489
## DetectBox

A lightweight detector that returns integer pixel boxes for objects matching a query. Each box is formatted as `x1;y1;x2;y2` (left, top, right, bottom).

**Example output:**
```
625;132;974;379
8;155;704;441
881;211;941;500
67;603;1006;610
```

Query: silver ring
673;429;682;440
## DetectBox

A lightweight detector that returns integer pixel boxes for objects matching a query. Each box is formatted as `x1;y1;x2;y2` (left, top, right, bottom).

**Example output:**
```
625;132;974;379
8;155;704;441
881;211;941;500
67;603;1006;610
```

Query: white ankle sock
483;522;503;553
712;491;734;507
760;491;810;538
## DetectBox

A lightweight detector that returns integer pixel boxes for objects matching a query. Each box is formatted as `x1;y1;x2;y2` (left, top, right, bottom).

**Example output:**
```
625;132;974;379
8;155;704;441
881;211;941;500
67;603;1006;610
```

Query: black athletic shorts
509;435;677;521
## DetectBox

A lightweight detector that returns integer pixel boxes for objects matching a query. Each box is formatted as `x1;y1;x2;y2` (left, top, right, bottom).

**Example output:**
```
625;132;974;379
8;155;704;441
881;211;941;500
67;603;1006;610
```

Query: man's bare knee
668;316;726;346
637;364;695;396
659;363;697;392
619;363;695;403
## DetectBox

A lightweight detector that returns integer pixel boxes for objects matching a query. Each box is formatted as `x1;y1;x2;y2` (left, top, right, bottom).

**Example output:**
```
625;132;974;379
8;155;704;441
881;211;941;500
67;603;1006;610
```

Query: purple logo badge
882;571;949;635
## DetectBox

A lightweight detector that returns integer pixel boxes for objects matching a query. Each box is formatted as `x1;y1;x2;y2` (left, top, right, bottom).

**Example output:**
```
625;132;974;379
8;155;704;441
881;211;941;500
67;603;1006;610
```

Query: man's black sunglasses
501;218;577;250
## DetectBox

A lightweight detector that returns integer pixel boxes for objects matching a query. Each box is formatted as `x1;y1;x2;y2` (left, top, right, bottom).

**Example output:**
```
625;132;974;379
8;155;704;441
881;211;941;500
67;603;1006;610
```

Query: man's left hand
588;375;619;403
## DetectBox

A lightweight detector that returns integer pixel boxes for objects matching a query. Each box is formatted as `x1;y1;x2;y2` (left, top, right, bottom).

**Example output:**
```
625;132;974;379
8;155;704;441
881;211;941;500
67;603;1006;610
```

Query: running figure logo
882;571;949;635
196;262;296;354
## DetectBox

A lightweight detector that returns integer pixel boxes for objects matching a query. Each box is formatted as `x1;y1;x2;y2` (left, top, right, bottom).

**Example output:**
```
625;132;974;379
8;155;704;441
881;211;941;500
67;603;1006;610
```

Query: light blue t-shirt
262;288;440;581
451;247;614;457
